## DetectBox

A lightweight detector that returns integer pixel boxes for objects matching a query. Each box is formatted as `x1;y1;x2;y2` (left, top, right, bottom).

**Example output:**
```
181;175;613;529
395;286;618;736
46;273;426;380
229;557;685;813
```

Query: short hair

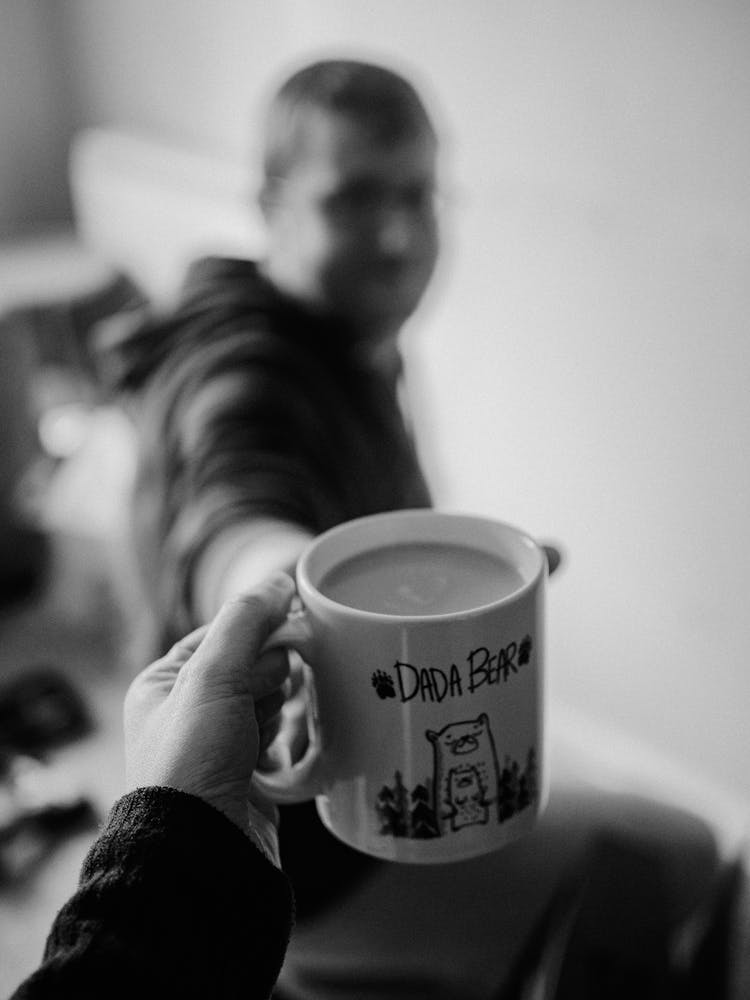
261;59;436;191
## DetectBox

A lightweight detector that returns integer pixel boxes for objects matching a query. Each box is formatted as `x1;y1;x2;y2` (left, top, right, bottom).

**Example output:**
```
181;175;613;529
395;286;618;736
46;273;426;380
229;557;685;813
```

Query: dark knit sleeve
12;787;294;1000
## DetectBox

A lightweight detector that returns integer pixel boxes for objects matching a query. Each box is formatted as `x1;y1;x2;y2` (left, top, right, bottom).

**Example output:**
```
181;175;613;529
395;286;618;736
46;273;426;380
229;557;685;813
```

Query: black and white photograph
1;2;748;997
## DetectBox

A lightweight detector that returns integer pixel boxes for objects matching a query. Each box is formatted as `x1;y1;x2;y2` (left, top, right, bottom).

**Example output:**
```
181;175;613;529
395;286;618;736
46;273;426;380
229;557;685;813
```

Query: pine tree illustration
498;757;521;822
376;784;399;835
392;770;409;837
410;782;439;838
509;760;520;810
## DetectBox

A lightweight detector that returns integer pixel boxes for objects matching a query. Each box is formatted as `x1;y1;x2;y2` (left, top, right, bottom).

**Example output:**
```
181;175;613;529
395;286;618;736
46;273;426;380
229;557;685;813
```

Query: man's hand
124;573;295;834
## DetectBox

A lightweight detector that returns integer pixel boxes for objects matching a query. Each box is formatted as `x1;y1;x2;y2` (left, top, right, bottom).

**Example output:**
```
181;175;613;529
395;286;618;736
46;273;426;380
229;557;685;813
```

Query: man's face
265;111;439;338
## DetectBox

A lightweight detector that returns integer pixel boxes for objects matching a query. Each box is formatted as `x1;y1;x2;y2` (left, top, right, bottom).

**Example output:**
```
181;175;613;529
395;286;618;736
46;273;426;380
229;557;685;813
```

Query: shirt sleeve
132;325;352;645
11;787;294;1000
128;308;431;650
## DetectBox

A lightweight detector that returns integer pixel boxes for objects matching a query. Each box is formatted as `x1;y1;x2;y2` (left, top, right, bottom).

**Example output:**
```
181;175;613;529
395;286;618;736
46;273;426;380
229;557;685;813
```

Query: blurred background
1;0;748;814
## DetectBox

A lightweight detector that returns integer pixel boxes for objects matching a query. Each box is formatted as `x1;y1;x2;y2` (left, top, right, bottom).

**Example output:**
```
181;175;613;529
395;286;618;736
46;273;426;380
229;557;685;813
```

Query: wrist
246;798;281;868
198;792;281;869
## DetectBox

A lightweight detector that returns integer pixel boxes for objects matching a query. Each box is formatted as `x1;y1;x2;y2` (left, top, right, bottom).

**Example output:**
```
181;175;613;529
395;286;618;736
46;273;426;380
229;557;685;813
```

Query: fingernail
268;571;295;592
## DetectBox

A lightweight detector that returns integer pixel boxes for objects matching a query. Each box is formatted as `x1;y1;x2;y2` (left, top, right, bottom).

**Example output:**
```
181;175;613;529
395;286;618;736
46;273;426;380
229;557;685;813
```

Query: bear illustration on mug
427;714;500;833
375;712;538;841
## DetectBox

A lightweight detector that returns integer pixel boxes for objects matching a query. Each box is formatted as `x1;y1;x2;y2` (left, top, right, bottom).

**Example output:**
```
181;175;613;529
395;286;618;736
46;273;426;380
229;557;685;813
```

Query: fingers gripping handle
252;613;324;803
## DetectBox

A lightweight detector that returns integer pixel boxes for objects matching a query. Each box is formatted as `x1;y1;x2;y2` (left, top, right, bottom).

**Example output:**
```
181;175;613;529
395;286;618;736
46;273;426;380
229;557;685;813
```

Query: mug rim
297;509;546;624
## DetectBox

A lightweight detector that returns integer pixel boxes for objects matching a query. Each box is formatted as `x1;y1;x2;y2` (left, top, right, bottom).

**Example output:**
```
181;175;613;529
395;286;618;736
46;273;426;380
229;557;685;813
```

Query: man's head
259;60;440;341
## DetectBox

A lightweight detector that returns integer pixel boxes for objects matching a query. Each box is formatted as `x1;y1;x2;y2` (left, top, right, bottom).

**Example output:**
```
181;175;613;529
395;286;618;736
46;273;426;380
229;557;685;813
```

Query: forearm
12;788;294;1000
193;518;313;621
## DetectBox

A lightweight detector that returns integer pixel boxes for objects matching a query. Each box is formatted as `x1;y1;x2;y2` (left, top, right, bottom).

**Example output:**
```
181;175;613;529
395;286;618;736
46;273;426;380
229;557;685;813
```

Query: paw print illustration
518;635;533;666
372;670;396;700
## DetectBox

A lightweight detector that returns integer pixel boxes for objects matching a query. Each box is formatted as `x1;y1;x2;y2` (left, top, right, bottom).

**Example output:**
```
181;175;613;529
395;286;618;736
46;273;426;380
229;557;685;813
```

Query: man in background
100;58;722;999
104;59;438;654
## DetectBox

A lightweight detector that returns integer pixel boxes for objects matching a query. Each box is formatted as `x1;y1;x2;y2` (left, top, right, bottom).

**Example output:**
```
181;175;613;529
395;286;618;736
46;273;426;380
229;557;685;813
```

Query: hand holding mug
124;573;296;833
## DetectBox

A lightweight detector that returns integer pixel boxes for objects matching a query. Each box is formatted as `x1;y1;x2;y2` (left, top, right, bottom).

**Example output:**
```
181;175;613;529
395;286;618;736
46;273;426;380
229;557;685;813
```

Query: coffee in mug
254;509;547;864
318;541;524;616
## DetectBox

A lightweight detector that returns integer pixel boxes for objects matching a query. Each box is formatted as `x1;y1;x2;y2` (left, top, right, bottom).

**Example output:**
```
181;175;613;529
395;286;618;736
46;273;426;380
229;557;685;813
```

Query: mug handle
252;613;324;803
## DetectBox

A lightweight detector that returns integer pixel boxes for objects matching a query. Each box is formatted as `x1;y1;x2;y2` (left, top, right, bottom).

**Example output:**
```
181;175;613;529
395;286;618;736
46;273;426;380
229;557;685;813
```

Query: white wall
0;1;72;234
57;0;750;800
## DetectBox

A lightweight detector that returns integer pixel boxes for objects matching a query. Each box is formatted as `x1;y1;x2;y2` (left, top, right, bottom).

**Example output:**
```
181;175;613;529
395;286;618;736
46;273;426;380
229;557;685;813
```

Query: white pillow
68;127;266;306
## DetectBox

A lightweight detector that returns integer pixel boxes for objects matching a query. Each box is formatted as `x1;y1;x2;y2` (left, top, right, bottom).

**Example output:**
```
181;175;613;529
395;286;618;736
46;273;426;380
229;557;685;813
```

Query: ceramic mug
254;509;547;864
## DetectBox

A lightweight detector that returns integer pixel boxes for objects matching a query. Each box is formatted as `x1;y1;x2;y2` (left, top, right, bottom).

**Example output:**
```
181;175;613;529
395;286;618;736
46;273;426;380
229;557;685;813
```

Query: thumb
179;573;296;699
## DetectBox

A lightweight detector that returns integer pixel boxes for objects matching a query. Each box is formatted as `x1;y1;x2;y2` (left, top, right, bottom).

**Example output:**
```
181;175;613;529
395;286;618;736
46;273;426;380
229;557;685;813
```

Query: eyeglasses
322;179;442;226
